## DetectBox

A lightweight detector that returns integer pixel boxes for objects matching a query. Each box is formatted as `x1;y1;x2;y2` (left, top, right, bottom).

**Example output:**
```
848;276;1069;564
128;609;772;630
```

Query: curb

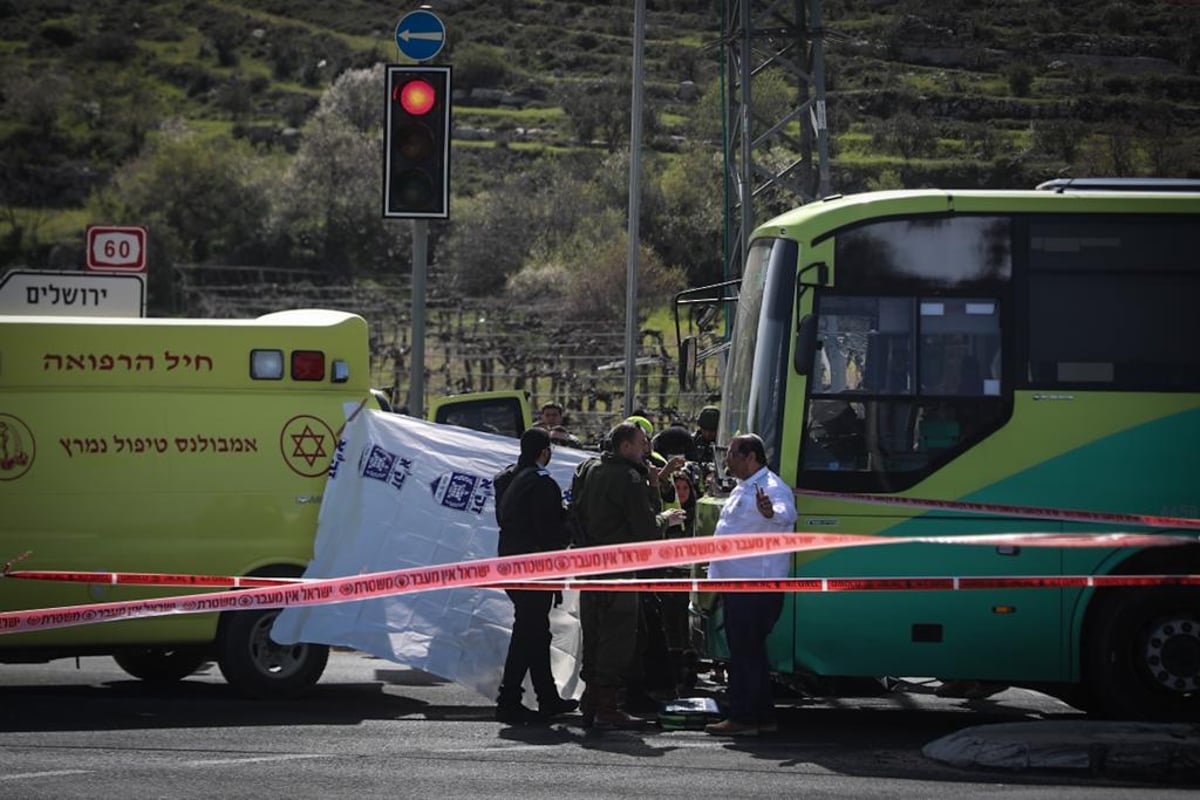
923;721;1200;783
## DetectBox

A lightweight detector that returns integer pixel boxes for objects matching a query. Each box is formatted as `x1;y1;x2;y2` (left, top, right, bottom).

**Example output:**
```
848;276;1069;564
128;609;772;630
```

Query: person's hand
664;507;687;527
755;486;774;519
648;455;684;487
662;455;686;479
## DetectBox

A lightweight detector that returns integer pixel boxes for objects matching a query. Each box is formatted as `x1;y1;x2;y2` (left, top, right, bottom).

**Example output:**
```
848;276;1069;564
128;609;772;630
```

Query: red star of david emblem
290;424;328;466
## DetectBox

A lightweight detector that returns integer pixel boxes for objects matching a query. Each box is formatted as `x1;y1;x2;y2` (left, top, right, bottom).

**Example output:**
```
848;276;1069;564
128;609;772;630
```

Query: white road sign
0;270;146;317
86;225;148;272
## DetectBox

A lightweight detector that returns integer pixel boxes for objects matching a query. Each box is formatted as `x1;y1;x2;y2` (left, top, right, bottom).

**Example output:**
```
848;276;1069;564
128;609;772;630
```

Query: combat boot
589;687;650;730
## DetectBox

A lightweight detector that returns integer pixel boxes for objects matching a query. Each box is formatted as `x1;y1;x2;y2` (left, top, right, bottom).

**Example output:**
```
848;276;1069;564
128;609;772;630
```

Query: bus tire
113;646;209;683
1085;588;1200;722
216;608;328;699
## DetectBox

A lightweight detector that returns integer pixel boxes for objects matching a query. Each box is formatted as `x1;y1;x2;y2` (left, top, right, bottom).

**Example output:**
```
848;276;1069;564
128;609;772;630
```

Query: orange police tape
0;530;1193;635
4;571;305;588
10;571;1200;595
491;574;1200;592
794;489;1200;531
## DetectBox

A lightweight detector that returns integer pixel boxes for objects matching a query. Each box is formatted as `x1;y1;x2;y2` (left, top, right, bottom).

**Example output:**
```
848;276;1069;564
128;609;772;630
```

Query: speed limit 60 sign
86;225;147;272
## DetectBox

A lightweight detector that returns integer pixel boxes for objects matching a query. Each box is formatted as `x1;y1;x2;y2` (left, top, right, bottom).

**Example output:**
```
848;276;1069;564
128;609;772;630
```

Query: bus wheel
113;646;209;683
1086;588;1200;721
216;608;328;699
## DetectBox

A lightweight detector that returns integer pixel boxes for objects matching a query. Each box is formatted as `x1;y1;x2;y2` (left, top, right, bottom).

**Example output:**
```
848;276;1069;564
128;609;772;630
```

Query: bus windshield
719;237;797;472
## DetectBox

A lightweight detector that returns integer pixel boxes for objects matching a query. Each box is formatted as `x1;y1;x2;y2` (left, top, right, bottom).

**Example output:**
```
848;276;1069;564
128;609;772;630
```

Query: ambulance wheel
1085;588;1200;721
113;646;209;682
216;608;328;699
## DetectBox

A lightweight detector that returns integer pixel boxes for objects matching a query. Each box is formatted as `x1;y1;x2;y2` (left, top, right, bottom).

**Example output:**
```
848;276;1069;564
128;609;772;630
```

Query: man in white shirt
704;433;797;737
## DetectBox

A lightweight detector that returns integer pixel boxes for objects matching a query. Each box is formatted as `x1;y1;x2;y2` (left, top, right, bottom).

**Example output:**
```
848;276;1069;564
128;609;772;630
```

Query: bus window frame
796;210;1017;494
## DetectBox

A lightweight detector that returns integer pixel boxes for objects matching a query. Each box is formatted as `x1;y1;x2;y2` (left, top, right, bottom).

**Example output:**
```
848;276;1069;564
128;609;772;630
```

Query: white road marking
0;770;92;781
183;754;329;767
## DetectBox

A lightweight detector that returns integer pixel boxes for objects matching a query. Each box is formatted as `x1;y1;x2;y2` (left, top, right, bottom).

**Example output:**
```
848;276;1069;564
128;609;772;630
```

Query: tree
654;146;723;286
442;178;545;295
518;208;686;322
86;131;271;306
559;78;629;152
1006;64;1034;98
690;69;795;145
4;71;70;140
443;156;607;296
866;168;904;191
89;132;268;264
269;113;400;277
452;43;512;91
1033;117;1088;164
871;112;936;159
267;64;407;277
315;64;384;134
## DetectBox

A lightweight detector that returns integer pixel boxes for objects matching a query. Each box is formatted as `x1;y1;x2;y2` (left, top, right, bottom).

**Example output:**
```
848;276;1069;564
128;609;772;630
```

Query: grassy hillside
3;0;1196;235
1;0;1197;436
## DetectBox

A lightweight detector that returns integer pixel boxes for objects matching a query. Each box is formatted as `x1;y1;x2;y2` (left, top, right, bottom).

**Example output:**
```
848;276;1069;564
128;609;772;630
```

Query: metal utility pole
721;0;831;281
409;220;428;418
623;0;647;419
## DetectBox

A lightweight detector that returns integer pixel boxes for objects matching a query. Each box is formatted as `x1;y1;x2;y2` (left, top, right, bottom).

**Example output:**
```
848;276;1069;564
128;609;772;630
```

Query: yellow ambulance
0;309;376;697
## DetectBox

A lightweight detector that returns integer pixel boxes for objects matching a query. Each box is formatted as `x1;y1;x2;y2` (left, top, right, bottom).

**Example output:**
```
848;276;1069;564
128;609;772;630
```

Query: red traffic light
384;65;451;219
397;79;436;116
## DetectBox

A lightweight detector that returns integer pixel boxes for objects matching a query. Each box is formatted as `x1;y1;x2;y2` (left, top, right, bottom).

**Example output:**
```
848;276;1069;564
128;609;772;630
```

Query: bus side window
803;399;867;470
917;403;961;451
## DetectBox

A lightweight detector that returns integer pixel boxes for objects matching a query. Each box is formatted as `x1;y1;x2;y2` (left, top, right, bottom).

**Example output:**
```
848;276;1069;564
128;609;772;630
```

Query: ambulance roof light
292;350;325;381
250;349;284;380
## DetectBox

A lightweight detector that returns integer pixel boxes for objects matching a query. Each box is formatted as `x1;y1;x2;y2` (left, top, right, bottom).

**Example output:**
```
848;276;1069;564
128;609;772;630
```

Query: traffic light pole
622;0;646;419
409;219;428;418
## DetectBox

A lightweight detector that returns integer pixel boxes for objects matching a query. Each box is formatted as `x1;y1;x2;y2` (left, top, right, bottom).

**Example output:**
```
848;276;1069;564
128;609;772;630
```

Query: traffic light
384;65;451;219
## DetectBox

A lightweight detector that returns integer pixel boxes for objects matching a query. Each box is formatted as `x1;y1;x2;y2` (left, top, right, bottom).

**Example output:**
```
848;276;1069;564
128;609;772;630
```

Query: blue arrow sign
395;9;446;62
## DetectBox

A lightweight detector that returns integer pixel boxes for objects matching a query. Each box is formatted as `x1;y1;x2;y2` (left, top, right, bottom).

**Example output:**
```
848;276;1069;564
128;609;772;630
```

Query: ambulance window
250;349;284;380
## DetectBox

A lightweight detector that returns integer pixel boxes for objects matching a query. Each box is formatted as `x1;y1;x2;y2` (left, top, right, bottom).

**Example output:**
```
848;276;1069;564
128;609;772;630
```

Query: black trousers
498;589;556;705
723;592;784;724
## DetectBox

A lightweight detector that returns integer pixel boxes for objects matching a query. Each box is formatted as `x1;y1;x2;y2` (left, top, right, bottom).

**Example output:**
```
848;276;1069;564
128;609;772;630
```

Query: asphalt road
0;651;1191;799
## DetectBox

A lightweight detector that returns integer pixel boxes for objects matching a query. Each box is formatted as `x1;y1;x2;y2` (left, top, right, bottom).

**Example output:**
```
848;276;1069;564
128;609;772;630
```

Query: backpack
566;456;600;547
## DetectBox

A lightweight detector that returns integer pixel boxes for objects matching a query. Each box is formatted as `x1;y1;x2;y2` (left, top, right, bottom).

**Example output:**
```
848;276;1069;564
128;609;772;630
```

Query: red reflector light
398;79;436;115
291;350;325;381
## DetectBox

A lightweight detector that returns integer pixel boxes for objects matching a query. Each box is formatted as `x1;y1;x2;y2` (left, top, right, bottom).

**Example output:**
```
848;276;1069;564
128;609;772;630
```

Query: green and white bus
690;180;1200;720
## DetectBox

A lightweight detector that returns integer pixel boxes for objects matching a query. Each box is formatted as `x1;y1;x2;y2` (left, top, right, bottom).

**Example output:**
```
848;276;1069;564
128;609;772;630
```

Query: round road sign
395;9;446;62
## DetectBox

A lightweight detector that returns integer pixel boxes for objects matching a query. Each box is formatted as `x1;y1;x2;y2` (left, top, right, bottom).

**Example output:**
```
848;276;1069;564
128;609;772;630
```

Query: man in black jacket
493;427;579;724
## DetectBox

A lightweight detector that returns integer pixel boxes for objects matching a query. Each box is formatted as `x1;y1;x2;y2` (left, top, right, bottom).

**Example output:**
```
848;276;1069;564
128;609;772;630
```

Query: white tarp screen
272;409;594;701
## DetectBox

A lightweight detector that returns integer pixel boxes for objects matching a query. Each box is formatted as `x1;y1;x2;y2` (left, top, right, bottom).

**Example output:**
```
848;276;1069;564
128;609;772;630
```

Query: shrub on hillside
443;177;548;295
1006;64;1034;98
38;21;79;49
871;112;938;159
453;43;512;90
79;32;138;64
1033;117;1088;164
559;79;629;151
866;169;905;191
522;211;685;322
1100;2;1134;36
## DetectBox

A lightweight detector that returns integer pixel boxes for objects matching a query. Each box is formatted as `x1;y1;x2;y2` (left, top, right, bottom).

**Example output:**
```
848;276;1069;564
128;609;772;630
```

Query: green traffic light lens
392;170;435;209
